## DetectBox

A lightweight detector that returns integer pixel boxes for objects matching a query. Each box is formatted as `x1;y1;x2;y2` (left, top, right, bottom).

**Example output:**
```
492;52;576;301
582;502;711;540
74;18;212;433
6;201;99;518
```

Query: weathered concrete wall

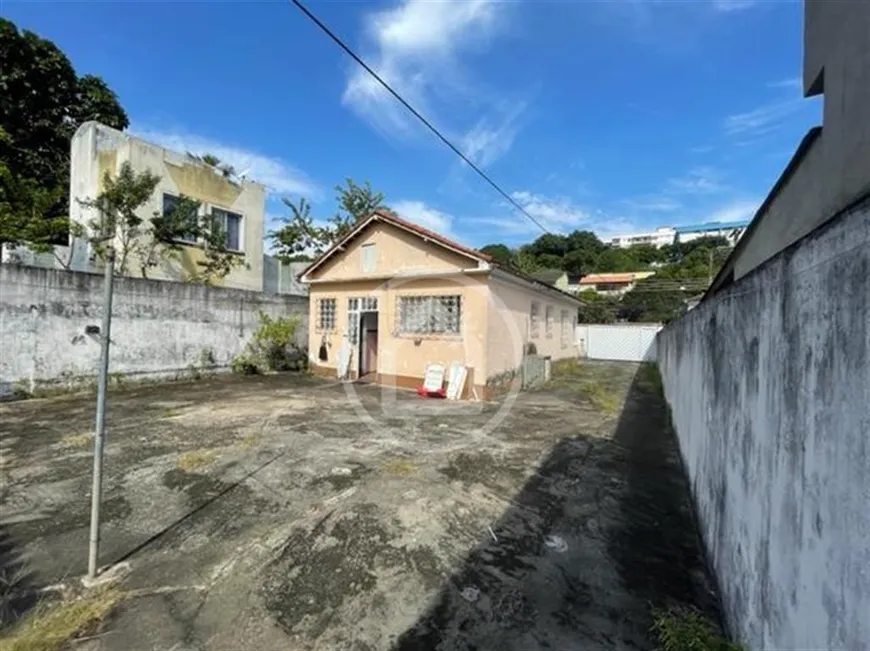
0;266;308;395
657;196;870;650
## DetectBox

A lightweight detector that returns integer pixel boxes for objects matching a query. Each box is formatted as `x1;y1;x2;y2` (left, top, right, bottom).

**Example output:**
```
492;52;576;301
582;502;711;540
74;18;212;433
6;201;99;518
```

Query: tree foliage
80;162;245;283
270;178;385;262
0;17;128;255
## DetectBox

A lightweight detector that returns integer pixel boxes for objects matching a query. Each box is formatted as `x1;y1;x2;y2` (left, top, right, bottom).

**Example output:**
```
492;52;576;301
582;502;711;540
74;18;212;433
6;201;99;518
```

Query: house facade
572;271;656;296
70;122;266;291
300;210;583;398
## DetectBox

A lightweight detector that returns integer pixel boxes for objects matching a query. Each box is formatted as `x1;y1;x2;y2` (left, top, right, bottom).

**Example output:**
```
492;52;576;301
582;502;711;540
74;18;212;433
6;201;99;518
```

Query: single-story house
299;209;584;398
572;271;656;296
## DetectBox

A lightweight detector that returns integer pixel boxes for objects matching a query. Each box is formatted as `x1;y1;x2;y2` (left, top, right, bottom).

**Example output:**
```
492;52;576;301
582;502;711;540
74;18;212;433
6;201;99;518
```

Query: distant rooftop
674;220;750;234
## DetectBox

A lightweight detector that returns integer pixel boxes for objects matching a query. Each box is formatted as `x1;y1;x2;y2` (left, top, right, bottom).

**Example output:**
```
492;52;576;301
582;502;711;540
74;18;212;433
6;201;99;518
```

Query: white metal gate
574;324;661;362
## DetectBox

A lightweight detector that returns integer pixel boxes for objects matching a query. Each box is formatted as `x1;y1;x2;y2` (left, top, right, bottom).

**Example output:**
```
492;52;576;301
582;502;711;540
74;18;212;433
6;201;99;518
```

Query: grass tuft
60;432;93;447
0;590;122;651
651;606;744;651
578;380;621;414
637;362;664;396
237;433;261;450
177;450;217;471
382;459;418;476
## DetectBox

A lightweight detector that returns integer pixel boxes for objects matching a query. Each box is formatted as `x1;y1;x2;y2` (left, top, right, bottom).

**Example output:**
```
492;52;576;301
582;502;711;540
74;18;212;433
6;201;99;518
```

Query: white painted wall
657;197;870;650
0;266;308;395
575;324;661;362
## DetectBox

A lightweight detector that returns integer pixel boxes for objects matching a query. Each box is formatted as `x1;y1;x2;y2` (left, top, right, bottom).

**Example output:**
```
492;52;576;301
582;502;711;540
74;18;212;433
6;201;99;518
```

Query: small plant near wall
651;606;744;651
230;312;306;374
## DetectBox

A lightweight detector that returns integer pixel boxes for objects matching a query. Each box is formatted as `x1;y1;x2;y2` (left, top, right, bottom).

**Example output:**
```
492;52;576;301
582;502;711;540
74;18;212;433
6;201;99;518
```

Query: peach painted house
299;209;583;398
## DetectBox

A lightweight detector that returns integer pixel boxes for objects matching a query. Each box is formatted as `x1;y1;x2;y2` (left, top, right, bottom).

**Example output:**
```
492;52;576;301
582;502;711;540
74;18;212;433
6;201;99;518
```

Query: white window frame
397;295;461;336
545;305;554;339
210;206;244;253
317;297;337;332
530;301;540;339
348;296;378;343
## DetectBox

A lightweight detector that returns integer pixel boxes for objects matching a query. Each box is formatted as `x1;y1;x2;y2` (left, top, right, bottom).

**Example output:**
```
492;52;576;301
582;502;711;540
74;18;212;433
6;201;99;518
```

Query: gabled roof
299;208;489;279
299;208;586;305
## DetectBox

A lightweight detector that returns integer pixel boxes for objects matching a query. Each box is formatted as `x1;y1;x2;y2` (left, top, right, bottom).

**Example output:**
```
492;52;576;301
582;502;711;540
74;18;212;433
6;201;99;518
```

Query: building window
211;207;243;252
398;295;460;335
361;243;377;272
561;310;570;348
163;193;198;244
545;306;554;338
530;301;540;338
317;298;336;332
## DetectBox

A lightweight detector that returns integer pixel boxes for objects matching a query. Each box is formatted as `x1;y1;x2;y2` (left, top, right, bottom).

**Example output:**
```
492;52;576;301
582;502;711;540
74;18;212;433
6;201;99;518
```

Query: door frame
357;310;379;376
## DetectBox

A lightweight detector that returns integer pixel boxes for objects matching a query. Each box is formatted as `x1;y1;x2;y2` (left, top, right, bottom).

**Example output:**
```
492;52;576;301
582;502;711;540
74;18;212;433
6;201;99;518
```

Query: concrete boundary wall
657;196;870;649
0;265;308;395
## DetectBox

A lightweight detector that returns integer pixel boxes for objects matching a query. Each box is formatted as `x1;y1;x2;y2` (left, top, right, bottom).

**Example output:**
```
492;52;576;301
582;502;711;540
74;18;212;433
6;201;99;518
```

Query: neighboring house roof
707;126;823;297
299;208;585;305
578;272;652;284
530;268;566;285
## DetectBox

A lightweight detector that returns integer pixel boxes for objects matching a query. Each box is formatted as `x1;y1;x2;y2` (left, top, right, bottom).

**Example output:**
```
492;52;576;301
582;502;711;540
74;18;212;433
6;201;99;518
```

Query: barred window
398;295;461;335
530;301;540;339
561;310;570;348
546;305;554;338
317;298;336;331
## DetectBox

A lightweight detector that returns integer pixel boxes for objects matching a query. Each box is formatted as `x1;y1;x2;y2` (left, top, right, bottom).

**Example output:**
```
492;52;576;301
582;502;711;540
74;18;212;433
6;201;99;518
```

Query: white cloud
767;77;802;90
132;125;319;198
510;191;594;232
342;0;522;167
704;198;760;223
713;0;755;12
724;100;802;138
460;102;526;168
668;166;725;194
391;199;454;236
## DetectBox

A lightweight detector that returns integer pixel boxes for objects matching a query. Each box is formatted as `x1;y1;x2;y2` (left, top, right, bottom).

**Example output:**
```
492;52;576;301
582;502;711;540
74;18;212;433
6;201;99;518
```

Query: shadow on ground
0;525;37;628
390;365;723;651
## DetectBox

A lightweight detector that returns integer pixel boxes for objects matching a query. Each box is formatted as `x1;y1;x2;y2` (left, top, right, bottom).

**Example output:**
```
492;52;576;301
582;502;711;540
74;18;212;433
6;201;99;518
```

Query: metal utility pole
88;247;116;579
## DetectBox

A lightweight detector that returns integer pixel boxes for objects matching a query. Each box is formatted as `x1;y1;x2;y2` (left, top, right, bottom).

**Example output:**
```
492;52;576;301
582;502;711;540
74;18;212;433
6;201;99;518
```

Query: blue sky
4;0;819;248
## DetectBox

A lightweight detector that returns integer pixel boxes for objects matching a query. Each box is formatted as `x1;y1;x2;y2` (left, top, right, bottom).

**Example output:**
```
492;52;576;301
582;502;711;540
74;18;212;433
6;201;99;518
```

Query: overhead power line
287;0;549;235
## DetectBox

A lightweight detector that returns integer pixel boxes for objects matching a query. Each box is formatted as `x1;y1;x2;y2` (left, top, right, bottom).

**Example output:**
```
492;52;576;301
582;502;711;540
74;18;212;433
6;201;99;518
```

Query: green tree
577;292;621;324
270;178;385;261
331;178;384;240
0;18;128;253
479;243;513;265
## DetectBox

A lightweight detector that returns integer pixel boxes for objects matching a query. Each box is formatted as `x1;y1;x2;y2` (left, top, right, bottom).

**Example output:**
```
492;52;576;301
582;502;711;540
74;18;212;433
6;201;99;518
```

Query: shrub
230;313;304;374
651;607;744;651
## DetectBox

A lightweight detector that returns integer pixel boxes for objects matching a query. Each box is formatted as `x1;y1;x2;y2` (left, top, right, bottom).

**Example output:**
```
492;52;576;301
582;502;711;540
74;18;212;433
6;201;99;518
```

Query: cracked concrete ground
0;361;723;650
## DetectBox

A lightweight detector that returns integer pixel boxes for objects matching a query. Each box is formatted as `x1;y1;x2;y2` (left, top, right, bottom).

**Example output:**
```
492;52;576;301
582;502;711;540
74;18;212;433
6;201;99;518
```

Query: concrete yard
0;361;722;650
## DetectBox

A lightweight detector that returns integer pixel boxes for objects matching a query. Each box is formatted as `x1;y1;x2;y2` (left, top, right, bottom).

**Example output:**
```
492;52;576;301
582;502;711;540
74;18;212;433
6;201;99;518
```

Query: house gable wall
307;222;479;282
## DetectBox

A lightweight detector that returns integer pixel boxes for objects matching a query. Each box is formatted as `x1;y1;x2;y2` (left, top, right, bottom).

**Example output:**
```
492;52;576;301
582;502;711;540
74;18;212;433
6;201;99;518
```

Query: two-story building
70;122;266;291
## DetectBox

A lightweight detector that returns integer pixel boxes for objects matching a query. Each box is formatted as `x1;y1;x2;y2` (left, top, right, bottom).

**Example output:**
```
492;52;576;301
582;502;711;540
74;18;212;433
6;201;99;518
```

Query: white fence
574;323;662;362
